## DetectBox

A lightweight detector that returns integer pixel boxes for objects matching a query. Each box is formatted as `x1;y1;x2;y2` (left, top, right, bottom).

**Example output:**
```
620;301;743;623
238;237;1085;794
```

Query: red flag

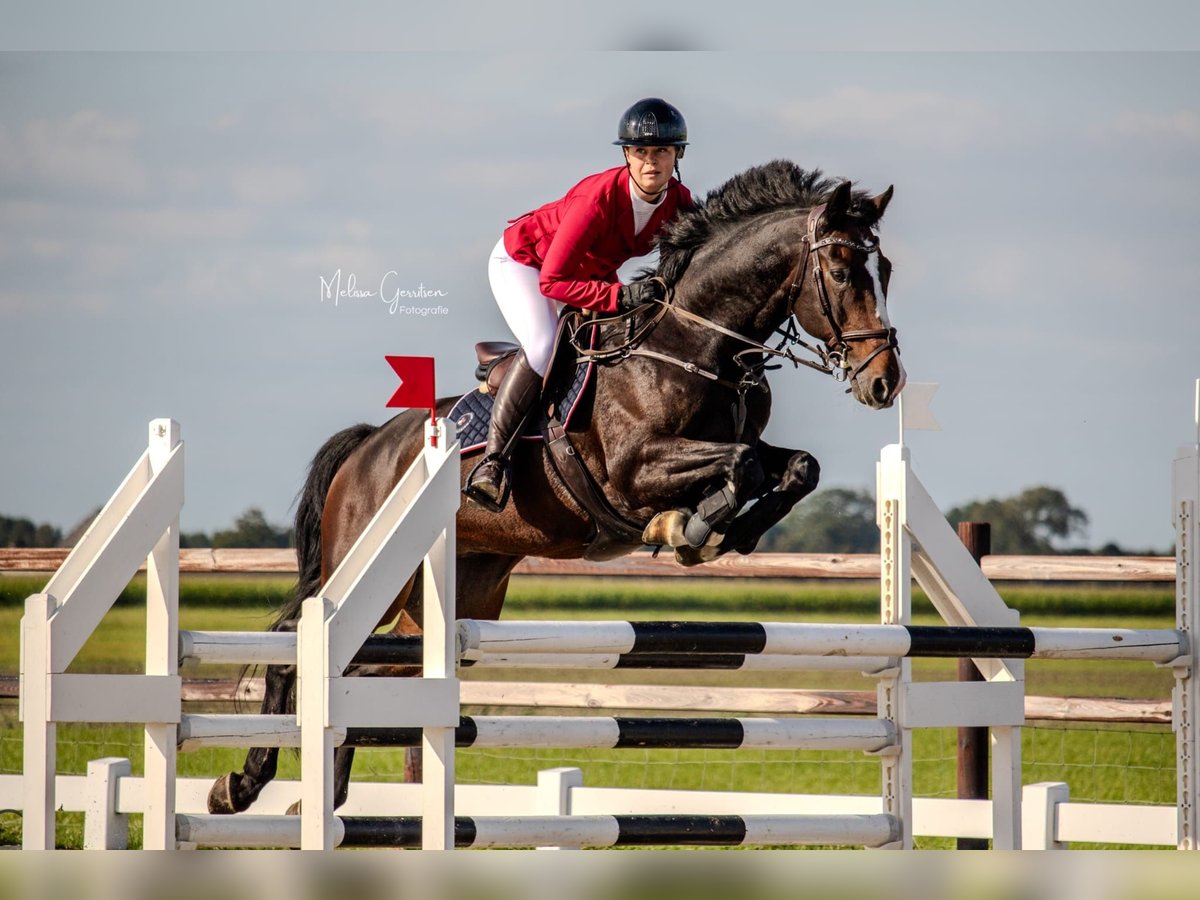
385;355;436;419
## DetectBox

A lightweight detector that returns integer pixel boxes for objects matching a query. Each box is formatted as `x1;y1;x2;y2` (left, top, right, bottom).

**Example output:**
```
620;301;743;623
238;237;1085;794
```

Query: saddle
472;312;576;397
451;310;649;560
449;312;594;454
473;341;520;393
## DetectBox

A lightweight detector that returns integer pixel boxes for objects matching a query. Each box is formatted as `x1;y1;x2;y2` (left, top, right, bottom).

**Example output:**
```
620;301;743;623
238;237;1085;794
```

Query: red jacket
503;165;694;314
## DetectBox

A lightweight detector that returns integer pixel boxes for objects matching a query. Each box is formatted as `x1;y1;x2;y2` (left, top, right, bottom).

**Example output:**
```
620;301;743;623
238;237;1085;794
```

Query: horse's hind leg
285;745;355;816
333;746;355;808
398;553;519;784
207;657;296;814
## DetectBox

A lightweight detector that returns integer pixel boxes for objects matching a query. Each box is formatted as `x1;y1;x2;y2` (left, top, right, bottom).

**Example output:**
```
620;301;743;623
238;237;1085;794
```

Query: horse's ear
826;181;853;217
869;185;894;222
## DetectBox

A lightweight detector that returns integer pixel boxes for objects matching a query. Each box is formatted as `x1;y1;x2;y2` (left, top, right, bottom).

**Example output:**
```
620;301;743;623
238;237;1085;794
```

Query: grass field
0;573;1180;849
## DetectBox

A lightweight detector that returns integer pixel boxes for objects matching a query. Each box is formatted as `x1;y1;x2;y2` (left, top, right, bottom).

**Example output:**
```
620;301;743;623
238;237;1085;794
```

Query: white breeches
488;235;563;377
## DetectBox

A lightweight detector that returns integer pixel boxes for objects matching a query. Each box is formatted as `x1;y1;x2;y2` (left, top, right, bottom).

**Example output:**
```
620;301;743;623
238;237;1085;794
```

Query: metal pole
956;521;991;849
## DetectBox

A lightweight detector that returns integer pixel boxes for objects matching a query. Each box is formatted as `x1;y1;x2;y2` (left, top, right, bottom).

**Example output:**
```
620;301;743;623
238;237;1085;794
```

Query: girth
542;413;647;560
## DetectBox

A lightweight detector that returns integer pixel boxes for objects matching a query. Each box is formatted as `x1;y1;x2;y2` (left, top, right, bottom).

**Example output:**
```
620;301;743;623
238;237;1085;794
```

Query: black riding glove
617;278;665;312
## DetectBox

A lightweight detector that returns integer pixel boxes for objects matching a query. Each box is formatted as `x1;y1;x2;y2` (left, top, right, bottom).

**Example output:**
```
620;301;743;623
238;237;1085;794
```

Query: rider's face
624;146;677;197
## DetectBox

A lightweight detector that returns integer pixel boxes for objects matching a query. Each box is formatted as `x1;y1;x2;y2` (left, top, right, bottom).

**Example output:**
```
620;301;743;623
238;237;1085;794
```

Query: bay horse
208;160;905;815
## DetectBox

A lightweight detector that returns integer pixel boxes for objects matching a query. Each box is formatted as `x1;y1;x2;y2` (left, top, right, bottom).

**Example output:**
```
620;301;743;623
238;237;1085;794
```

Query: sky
1;6;1198;552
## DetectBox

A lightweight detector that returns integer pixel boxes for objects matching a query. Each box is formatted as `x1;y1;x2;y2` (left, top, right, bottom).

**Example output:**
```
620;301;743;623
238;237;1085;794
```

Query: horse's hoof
207;772;241;815
643;509;689;547
286;800;301;816
673;532;724;567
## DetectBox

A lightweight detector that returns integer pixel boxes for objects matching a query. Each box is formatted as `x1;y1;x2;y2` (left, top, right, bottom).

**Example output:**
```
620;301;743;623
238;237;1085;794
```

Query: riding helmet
613;98;688;157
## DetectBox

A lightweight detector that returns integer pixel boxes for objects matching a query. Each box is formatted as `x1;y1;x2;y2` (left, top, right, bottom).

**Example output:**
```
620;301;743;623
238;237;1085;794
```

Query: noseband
784;202;899;384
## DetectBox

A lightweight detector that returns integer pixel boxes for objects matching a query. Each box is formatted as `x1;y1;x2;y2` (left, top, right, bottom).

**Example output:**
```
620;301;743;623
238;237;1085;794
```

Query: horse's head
789;181;906;410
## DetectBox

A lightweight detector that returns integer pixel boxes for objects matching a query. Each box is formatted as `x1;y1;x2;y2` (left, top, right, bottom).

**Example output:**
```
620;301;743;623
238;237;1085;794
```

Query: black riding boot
463;349;543;512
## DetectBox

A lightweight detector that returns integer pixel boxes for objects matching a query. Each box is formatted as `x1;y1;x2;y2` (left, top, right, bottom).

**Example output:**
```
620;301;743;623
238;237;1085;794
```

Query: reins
566;202;900;438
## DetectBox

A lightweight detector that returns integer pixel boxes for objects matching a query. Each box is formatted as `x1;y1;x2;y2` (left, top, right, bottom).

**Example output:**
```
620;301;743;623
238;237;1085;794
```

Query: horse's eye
830;269;849;284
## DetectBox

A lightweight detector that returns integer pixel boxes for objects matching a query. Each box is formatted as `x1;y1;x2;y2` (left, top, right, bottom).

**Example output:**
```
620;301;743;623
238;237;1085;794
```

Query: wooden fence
0;548;1176;581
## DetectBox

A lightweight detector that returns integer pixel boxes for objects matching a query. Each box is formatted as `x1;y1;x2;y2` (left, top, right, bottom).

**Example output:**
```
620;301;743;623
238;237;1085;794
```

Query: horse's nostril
872;377;891;404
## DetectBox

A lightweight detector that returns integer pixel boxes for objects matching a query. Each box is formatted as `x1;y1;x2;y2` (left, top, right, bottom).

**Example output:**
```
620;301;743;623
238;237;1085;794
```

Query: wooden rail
0;676;1170;724
0;548;1176;581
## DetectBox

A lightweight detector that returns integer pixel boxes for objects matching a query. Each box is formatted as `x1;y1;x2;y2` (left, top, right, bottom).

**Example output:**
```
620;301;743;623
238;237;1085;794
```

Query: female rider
464;97;695;512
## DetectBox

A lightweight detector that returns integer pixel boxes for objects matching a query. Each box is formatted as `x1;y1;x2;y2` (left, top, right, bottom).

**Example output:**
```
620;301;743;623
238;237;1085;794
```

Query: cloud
434;159;557;192
957;240;1031;300
230;165;310;205
0;289;27;317
0;109;148;195
0;199;266;315
285;242;392;279
343;87;499;141
777;86;998;151
1104;108;1200;144
28;238;68;260
88;206;261;241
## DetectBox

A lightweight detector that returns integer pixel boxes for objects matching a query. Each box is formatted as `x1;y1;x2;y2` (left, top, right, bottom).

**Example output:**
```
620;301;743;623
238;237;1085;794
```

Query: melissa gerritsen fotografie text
320;269;450;316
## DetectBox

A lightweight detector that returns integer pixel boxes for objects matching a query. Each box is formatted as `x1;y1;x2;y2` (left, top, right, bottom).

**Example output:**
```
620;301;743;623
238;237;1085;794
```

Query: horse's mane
655;160;880;286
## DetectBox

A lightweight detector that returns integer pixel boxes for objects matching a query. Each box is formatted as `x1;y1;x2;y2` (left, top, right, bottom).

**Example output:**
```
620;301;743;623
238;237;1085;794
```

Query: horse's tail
271;422;378;632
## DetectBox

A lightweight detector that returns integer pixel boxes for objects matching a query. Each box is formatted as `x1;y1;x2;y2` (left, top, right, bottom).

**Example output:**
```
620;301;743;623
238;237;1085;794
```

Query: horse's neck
650;225;798;362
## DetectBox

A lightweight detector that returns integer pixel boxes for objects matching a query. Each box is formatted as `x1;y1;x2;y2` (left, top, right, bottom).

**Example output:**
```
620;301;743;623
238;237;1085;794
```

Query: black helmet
614;98;688;156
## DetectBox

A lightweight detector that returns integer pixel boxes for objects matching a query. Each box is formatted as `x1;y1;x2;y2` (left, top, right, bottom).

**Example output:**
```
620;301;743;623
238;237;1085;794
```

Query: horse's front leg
625;436;765;552
717;441;821;557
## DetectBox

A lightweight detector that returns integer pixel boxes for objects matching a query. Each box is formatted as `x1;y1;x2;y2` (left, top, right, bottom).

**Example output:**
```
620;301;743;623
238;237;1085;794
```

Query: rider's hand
617;278;665;311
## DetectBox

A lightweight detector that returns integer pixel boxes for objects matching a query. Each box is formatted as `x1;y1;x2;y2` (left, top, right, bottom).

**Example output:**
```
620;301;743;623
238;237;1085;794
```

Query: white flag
899;382;940;435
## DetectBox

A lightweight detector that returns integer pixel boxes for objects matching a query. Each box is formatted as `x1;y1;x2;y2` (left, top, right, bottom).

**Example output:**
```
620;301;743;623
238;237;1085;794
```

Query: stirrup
463;453;512;513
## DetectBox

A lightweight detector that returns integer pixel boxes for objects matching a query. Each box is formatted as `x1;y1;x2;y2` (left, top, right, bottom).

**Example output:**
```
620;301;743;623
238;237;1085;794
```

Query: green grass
0;574;1181;849
0;572;1176;617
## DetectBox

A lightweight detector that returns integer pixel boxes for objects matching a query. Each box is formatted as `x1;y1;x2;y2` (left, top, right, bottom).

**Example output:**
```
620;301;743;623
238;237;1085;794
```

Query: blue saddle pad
449;350;596;456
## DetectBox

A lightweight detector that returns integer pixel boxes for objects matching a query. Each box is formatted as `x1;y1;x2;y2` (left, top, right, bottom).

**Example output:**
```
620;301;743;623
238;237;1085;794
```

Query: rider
463;97;696;512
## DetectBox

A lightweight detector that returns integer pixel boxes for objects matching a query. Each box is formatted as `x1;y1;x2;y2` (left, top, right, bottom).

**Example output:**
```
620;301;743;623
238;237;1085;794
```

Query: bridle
786;201;899;385
567;201;900;437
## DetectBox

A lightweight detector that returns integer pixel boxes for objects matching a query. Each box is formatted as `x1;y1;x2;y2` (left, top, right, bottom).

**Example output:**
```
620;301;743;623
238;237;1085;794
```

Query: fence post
143;418;181;850
536;767;584;850
83;757;132;850
1174;383;1200;849
877;443;912;849
1021;781;1068;849
20;593;55;849
956;521;991;849
421;416;457;851
299;595;337;850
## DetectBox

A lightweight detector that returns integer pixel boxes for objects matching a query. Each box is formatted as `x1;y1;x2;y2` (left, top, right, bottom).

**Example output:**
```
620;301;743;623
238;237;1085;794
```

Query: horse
207;159;905;816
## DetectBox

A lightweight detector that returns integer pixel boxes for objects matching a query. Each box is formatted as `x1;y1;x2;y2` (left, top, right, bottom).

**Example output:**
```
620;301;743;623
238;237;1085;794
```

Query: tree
0;515;62;548
61;507;101;547
181;531;213;549
759;482;1091;555
761;487;879;553
210;508;293;548
947;486;1087;554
